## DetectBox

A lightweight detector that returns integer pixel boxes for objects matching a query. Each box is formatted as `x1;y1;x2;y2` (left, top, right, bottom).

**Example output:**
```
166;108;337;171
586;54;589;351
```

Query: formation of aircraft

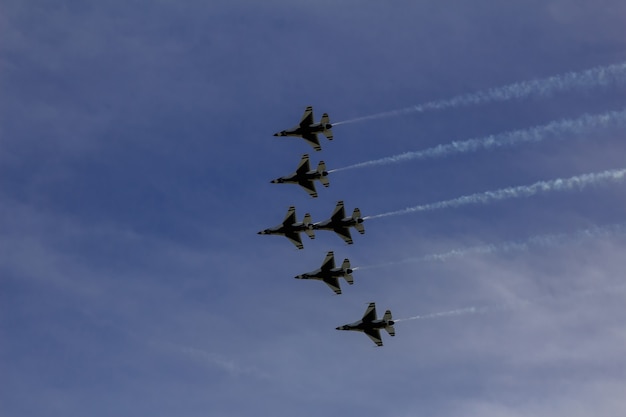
274;106;333;151
270;153;329;198
295;251;354;295
257;206;314;249
261;106;394;346
336;302;395;346
313;201;365;245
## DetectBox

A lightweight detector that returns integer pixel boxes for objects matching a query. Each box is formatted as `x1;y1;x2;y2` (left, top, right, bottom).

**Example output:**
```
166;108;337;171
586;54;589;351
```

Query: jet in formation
313;201;364;245
336;302;395;346
257;206;314;249
270;154;329;198
274;106;333;151
295;251;354;295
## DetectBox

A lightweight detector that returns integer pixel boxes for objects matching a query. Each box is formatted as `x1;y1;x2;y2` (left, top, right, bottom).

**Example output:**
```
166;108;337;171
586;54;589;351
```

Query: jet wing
285;231;304;250
282;206;297;226
295;154;311;175
364;328;383;346
362;302;377;322
331;201;346;221
321;251;336;270
323;277;342;295
301;132;322;151
299;106;314;127
298;179;318;198
333;226;353;245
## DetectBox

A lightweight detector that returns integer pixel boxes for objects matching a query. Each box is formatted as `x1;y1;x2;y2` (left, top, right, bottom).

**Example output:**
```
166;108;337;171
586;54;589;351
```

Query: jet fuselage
313;216;363;231
271;169;328;185
295;266;353;281
336;318;395;332
274;122;332;138
257;222;310;236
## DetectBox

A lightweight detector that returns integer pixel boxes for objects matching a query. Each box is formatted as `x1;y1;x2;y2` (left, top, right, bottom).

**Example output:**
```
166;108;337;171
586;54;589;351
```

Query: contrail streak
330;109;626;172
394;306;493;322
364;168;626;220
394;283;625;322
333;62;626;125
358;223;626;271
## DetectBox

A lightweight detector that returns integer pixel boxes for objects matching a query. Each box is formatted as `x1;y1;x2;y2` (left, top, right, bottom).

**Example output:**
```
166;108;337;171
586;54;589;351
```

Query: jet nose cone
294;275;302;279
273;133;279;136
270;179;277;183
335;326;341;330
257;231;263;235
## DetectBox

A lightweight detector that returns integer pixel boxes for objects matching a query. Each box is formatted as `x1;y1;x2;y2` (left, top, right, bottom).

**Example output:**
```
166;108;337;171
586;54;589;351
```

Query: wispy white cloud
149;340;271;379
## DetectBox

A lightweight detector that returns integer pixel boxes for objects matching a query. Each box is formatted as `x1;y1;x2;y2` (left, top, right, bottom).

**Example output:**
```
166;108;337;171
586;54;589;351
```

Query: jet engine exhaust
332;109;626;172
394;283;626;323
366;168;626;220
357;223;626;270
333;62;626;125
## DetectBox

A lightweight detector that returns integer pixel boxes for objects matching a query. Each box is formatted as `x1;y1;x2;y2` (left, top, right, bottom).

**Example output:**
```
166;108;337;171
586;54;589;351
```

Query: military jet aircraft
270;154;329;198
312;201;364;245
257;206;314;249
295;251;353;295
273;106;333;151
336;302;395;346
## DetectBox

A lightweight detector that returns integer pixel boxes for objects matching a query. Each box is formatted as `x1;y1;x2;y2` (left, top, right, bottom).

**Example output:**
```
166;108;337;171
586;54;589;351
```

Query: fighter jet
312;201;364;245
273;106;333;151
295;251;354;295
336;302;395;347
257;206;314;249
270;154;329;198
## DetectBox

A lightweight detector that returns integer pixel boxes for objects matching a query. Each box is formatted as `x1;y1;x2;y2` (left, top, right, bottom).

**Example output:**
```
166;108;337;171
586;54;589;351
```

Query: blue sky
1;1;626;416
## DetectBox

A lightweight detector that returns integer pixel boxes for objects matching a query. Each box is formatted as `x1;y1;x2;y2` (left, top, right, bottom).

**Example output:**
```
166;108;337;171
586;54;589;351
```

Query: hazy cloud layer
1;1;625;416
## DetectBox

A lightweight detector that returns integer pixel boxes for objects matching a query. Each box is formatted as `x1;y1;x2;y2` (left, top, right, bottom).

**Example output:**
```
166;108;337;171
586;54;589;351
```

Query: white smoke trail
394;306;492;322
357;223;626;271
330;109;626;172
364;168;626;220
333;62;626;125
394;283;625;323
395;300;532;322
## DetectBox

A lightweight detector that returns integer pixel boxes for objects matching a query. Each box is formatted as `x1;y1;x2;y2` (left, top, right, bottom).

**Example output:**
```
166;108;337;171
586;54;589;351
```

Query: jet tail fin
352;208;365;234
342;258;353;284
303;213;315;239
383;310;395;336
317;161;330;187
321;113;333;140
383;309;392;322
